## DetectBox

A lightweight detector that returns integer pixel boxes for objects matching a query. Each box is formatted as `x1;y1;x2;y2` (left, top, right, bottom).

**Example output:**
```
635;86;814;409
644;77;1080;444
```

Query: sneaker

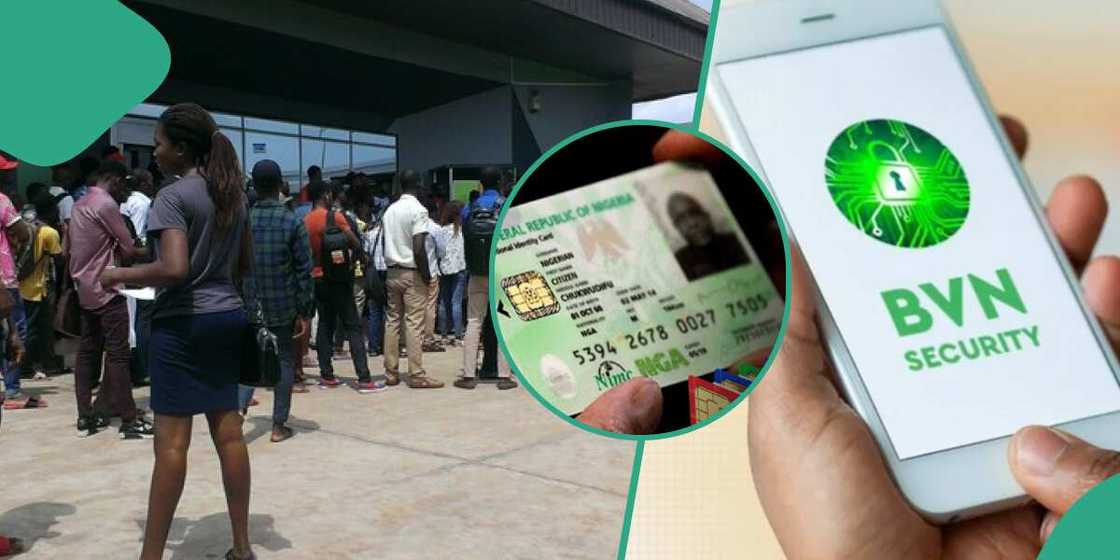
497;378;519;391
76;416;102;438
422;343;445;353
453;378;478;390
319;376;342;388
120;418;155;440
31;371;48;381
93;412;111;430
355;380;388;394
385;372;401;386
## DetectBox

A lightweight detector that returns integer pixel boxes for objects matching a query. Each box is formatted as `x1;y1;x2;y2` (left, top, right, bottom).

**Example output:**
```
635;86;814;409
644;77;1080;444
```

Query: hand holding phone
748;143;1120;556
708;0;1120;521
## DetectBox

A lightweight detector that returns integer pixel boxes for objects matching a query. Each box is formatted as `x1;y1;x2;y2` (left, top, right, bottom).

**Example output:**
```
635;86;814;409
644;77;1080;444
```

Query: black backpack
320;209;352;283
14;218;40;283
463;196;504;276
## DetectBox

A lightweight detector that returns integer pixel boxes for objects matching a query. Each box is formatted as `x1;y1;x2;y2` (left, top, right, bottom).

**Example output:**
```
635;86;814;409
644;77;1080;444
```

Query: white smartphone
706;0;1120;522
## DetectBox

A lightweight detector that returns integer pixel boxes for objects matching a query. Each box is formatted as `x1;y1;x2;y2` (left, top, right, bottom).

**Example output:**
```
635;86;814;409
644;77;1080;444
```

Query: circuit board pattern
500;271;561;321
825;119;969;248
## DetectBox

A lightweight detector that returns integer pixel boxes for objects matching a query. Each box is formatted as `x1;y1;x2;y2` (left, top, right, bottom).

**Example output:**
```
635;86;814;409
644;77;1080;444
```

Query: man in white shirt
380;171;442;389
48;163;76;231
120;169;153;386
121;169;153;237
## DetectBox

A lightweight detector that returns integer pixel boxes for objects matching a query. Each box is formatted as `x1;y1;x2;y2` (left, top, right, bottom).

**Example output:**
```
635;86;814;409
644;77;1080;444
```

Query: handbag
239;297;282;388
53;255;81;338
54;286;81;338
238;237;281;387
363;211;388;307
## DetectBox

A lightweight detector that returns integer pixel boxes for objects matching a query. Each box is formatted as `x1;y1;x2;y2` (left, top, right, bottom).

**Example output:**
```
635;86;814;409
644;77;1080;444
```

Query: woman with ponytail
101;103;255;560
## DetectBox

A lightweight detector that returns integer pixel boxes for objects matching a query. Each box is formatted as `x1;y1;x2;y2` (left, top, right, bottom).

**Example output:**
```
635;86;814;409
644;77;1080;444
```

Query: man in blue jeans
0;155;31;406
366;212;387;357
238;160;315;443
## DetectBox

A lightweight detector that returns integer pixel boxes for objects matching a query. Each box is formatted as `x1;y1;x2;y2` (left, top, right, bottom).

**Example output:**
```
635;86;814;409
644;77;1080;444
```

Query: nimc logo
825;119;969;248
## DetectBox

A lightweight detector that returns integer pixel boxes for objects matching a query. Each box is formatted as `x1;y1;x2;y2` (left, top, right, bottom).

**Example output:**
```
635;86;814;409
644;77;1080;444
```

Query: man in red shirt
69;160;151;438
303;180;382;392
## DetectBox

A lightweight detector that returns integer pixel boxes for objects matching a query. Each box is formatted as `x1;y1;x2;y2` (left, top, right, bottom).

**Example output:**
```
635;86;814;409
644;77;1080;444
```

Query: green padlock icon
867;141;921;202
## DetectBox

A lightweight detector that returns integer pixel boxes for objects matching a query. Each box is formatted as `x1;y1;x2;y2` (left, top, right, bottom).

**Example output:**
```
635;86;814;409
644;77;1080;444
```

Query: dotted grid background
626;402;784;559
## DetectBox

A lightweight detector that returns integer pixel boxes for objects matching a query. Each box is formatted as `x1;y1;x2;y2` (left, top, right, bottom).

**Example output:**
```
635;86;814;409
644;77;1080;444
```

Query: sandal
406;375;444;389
224;549;255;560
270;425;294;443
0;536;24;556
3;396;46;410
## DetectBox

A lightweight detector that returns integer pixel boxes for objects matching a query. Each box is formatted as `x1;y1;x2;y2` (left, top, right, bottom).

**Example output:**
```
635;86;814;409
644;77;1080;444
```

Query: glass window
213;112;242;129
244;131;300;185
301;125;349;141
301;139;350;179
352;132;396;146
218;128;244;173
128;102;167;118
352;144;396;174
244;117;299;135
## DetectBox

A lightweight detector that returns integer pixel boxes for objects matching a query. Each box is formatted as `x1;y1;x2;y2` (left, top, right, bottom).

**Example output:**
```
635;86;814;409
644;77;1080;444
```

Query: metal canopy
127;0;707;125
301;0;708;99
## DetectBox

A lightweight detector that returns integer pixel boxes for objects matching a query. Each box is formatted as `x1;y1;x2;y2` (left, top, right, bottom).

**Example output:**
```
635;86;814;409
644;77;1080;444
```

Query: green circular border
488;119;792;442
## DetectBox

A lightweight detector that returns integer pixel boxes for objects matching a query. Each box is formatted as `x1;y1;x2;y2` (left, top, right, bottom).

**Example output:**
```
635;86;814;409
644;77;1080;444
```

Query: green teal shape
825;119;970;248
1039;474;1120;558
0;2;169;166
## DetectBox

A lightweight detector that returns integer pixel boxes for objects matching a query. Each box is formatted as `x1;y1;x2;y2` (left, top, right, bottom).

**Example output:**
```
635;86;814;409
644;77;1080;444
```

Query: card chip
688;376;743;425
501;271;561;321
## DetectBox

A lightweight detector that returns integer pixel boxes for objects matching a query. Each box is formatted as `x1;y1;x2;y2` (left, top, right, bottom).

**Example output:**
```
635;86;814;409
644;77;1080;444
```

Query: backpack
320;209;352;283
462;195;504;276
15;219;41;283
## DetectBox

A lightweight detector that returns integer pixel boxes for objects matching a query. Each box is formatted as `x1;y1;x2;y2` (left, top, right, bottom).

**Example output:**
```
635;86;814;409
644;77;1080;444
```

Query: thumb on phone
1008;425;1120;540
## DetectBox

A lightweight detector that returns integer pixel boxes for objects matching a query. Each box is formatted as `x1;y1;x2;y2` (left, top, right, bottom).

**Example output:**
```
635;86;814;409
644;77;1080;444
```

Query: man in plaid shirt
238;160;314;443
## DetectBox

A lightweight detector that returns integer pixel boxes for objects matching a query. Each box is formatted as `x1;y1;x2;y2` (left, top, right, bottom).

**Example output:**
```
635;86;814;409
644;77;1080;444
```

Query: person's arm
100;229;188;288
411;206;431;282
413;232;430;283
236;223;253;286
45;229;64;287
292;220;315;320
1;199;28;252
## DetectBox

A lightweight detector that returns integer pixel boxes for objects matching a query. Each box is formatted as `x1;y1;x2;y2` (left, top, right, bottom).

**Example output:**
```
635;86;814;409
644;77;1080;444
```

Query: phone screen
716;26;1120;460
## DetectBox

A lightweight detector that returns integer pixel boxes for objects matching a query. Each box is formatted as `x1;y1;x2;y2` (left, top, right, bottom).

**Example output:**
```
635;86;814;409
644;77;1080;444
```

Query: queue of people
0;102;517;559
